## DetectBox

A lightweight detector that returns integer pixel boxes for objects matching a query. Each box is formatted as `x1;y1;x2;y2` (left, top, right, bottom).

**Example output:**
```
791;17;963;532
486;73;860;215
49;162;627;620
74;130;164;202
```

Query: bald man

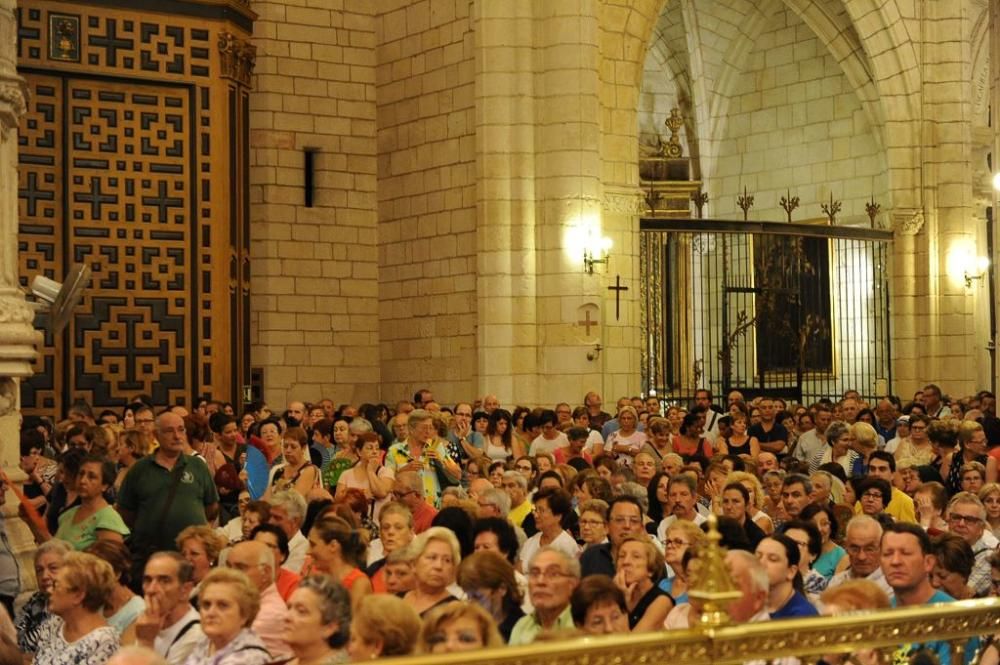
227;540;291;658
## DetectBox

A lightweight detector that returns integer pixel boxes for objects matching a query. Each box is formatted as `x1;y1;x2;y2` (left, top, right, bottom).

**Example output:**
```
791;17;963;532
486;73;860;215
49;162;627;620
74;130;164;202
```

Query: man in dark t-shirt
747;397;789;455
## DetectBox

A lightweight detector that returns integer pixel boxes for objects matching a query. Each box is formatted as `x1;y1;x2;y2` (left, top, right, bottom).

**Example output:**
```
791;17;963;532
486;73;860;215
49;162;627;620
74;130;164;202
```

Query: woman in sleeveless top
484;409;515;462
337;432;393;522
717;415;759;460
940;421;997;495
263;427;318;501
672;413;713;460
308;513;372;610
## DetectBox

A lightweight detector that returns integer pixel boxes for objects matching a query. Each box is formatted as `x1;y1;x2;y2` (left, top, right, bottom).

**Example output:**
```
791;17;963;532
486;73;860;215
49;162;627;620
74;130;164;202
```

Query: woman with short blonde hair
177;524;227;587
33;551;119;664
402;527;462;616
186;568;270;664
347;594;421;660
418;601;503;653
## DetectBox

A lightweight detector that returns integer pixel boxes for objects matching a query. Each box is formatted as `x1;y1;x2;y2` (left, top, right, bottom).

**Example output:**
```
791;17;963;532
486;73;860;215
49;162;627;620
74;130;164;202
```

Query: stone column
0;0;43;589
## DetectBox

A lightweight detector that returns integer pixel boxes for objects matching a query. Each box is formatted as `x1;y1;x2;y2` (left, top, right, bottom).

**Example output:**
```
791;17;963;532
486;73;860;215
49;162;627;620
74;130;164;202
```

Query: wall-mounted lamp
964;256;990;288
582;235;613;274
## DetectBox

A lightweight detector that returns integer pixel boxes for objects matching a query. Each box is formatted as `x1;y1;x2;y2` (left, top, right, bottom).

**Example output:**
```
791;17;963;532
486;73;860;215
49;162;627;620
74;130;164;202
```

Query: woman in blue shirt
755;534;819;619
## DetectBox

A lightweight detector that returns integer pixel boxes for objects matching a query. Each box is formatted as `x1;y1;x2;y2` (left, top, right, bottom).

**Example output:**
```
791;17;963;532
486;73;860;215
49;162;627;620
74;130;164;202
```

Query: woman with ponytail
754;533;818;619
308;514;372;609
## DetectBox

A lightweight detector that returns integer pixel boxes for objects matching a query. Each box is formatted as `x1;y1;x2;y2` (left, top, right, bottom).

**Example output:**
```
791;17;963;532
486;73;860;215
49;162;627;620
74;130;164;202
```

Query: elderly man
757;452;779;475
392;471;438;532
267;490;308;573
227;540;291;658
476;486;511;520
946;493;995;595
482;394;501;414
133;552;202;665
117;411;219;583
502;471;533;527
583;391;611;431
509;547;580;645
826;515;893;597
385;409;459;507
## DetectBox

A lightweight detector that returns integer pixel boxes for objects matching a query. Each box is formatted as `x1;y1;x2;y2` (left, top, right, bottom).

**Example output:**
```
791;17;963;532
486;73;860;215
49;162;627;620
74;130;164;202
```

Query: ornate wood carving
17;1;254;414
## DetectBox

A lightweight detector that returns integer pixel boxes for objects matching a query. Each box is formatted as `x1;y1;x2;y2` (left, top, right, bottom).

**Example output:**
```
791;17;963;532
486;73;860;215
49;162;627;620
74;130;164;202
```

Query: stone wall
249;0;381;407
374;0;477;404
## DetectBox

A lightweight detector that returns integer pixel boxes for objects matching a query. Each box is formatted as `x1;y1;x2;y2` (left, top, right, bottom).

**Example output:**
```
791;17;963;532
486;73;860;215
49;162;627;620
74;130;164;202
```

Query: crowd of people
2;384;1000;664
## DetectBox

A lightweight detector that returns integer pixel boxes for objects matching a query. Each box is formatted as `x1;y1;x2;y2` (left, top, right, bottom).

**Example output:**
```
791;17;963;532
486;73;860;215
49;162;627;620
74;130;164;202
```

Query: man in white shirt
793;404;832;463
267;490;308;573
134;552;203;665
825;515;894;599
657;474;706;542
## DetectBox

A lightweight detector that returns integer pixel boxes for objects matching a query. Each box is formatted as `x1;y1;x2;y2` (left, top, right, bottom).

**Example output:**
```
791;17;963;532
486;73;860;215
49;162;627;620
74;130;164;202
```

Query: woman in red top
672;412;713;460
308;514;371;610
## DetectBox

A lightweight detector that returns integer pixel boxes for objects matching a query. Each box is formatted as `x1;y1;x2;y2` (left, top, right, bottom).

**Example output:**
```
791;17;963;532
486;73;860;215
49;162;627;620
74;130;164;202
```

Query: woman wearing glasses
659;520;705;603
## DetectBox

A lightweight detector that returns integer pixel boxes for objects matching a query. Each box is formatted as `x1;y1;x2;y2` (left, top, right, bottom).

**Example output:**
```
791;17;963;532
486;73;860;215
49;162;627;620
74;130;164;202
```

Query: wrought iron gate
640;219;893;405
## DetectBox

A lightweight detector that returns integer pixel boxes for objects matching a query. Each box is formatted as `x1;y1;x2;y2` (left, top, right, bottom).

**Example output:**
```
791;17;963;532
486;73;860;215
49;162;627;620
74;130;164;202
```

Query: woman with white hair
402;527;463;617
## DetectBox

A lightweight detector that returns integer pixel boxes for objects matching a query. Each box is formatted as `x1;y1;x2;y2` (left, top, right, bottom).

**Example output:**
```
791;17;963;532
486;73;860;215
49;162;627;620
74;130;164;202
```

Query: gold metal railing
385;597;1000;665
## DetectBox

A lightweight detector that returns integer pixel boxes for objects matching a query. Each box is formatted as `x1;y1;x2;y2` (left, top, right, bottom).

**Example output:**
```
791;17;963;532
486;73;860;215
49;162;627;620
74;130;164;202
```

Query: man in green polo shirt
117;410;219;585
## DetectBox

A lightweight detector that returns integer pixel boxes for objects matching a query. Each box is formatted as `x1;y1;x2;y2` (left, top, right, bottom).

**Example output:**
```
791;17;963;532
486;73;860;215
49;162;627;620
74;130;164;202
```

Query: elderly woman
419;601;503;654
367;502;415;592
308;514;372;608
16;539;72;655
86;540;145;639
579;499;610;548
34;551;120;664
857;477;893;520
402;526;463;617
347;595;421;661
808;421;859;476
178;525;228;595
614;535;674;631
914;481;950;533
570;575;630;635
659;519;705;603
893;414;933;465
186;567;270;664
458;550;525;642
284;575;352;664
52;456;129;550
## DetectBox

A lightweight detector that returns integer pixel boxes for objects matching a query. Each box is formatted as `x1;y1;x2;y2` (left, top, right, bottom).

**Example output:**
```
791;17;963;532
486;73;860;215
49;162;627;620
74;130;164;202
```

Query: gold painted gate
16;0;255;415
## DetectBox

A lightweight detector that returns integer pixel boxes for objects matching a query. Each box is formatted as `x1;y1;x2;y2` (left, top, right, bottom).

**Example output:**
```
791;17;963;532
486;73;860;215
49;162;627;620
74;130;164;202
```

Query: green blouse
55;504;130;551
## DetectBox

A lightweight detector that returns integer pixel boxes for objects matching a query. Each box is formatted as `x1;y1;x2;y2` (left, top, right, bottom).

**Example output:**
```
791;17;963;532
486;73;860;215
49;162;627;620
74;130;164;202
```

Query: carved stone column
0;0;43;591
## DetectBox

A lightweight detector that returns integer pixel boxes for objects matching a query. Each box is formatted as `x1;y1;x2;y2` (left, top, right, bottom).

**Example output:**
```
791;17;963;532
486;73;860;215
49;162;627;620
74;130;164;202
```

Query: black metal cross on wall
608;275;628;320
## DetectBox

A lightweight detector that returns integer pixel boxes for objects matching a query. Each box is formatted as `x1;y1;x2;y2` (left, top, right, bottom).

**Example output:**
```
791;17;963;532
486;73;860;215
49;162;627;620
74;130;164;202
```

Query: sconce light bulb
601;237;613;252
977;256;991;274
993;173;1000;192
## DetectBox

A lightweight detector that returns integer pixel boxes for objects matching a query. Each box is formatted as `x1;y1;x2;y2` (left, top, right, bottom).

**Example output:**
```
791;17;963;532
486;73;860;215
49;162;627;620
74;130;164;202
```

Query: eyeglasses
392;489;416;499
861;491;884;500
664;538;689;548
579;519;605;527
846;545;879;556
610;516;643;526
527;567;574;581
947;513;982;525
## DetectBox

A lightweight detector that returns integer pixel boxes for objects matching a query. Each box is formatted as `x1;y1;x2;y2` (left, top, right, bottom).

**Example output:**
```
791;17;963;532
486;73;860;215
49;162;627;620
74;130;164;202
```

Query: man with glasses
385;409;459;508
825;515;893;597
226;540;291;658
391;471;437;533
448;402;484;461
581;495;648;577
117;411;219;585
945;493;994;595
509;547;580;645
